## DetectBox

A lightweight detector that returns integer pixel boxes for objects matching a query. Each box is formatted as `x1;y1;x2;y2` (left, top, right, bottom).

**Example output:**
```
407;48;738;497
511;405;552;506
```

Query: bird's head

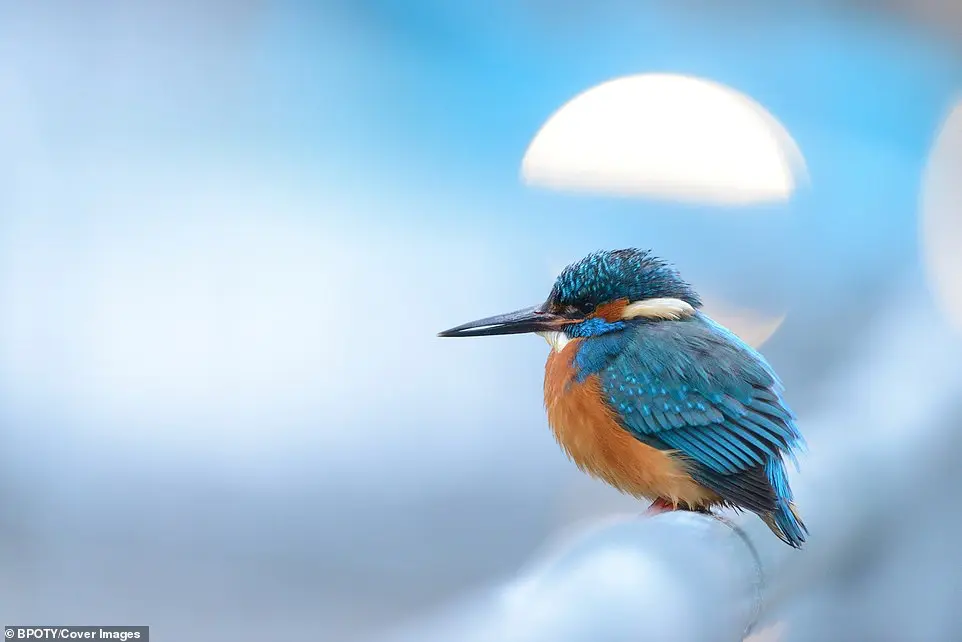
438;248;701;349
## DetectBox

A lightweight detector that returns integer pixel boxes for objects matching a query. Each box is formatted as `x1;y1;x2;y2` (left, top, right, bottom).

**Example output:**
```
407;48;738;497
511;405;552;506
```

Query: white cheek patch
622;297;695;321
537;330;571;353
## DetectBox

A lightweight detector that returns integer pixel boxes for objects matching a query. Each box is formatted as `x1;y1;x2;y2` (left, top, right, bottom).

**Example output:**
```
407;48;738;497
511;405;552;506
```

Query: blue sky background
2;1;962;640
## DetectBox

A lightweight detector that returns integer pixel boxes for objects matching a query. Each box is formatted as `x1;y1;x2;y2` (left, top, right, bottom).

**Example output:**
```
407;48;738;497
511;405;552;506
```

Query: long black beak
437;305;565;338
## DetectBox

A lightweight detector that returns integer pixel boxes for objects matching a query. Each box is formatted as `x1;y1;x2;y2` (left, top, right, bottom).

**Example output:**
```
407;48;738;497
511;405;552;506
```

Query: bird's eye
579;301;596;315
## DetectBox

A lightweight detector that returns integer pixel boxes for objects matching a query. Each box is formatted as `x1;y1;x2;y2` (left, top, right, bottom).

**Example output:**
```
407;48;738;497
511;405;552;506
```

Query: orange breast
543;340;720;509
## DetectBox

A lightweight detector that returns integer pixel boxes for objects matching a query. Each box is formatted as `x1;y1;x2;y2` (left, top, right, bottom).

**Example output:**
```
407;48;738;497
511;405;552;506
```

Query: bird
438;248;807;548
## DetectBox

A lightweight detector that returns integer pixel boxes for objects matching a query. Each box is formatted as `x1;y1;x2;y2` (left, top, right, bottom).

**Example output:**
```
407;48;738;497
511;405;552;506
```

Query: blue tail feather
765;457;807;548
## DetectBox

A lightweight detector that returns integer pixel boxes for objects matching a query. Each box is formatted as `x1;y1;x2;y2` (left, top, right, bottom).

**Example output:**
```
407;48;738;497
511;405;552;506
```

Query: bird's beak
437;305;566;338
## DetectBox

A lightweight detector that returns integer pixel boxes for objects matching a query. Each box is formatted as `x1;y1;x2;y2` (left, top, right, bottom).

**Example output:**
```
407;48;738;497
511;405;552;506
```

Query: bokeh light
921;97;962;335
699;297;786;349
521;73;808;205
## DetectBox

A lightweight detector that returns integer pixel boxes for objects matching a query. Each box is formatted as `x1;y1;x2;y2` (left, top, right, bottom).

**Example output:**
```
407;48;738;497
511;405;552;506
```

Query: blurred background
2;1;962;640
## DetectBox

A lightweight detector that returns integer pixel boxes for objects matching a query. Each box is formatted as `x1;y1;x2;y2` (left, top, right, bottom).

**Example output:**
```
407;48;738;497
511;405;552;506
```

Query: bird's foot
645;497;676;516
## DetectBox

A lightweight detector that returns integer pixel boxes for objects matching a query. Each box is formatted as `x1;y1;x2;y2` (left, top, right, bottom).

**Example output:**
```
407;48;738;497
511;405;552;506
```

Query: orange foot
645;497;676;515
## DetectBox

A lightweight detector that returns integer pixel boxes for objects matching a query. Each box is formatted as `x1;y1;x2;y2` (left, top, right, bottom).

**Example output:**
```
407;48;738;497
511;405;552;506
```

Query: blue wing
577;313;804;515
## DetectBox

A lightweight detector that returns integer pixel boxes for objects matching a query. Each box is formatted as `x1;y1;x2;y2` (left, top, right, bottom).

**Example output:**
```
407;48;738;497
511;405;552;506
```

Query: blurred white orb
921;98;962;334
700;297;786;349
522;73;808;205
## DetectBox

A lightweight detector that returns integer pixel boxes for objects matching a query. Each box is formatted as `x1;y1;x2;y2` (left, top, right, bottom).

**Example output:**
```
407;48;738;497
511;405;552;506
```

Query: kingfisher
438;248;807;548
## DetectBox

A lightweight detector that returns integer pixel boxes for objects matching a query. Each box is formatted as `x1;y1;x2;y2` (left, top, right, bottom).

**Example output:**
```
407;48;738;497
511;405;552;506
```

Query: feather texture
572;311;808;547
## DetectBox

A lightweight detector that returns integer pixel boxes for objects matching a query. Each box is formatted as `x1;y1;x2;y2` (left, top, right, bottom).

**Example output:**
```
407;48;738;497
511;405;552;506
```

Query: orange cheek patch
594;298;629;322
